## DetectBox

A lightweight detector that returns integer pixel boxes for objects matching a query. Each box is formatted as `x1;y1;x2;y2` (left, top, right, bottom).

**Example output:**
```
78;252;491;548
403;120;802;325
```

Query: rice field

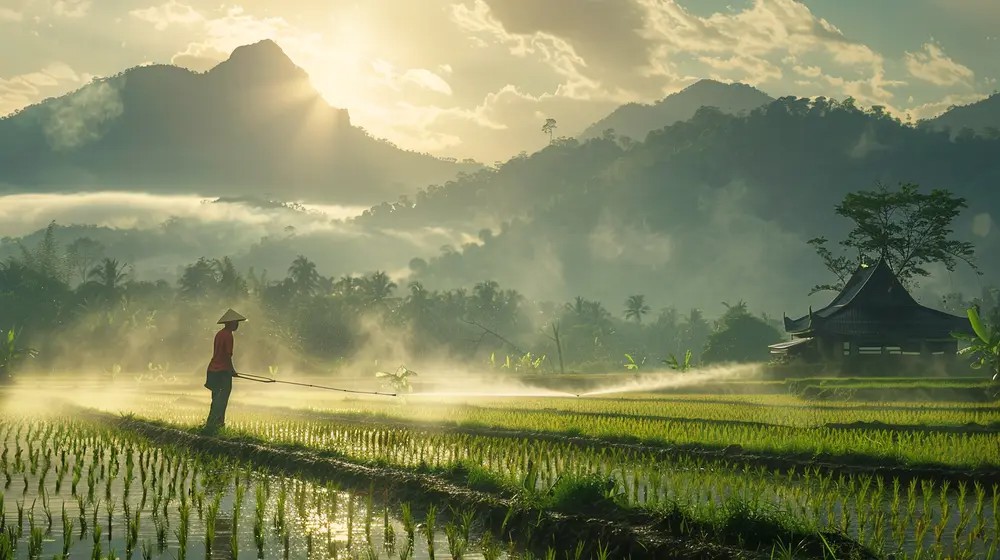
1;377;998;560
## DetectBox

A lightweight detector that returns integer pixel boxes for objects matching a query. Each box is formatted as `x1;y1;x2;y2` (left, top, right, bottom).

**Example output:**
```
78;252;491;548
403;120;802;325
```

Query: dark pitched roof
784;258;972;339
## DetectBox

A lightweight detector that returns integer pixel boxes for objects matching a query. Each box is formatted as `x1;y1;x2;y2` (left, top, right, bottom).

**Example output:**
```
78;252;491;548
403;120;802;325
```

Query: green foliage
516;352;546;372
623;353;644;373
541;118;557;142
662;349;693;372
702;301;781;364
375;365;417;394
545;474;618;513
623;294;650;323
810;182;977;292
954;307;1000;379
0;327;37;380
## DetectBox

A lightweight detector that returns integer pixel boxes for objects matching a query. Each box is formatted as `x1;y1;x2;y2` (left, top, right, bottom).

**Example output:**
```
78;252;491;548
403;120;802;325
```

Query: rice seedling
91;524;102;560
397;538;414;560
0;530;13;559
383;504;396;554
424;504;437;560
62;505;74;557
205;494;221;555
27;525;43;559
106;499;116;541
480;531;502;560
254;479;266;527
274;483;287;531
401;502;415;547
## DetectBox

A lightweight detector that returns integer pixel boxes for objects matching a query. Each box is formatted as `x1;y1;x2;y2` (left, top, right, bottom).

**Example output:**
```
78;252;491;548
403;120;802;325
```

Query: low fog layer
0;192;482;286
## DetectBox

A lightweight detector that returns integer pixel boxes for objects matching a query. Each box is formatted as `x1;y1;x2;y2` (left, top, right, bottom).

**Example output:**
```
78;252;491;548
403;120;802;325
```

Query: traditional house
769;258;973;366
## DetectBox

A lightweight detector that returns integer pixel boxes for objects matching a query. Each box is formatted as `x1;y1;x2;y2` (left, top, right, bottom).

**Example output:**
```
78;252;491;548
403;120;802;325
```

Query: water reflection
212;514;234;560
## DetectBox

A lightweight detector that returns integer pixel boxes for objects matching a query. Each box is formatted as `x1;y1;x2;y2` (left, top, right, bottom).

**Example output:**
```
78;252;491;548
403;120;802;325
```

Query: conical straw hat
217;309;247;324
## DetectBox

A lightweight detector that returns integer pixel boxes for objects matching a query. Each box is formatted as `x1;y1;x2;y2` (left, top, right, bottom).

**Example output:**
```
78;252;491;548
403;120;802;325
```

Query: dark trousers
205;370;233;428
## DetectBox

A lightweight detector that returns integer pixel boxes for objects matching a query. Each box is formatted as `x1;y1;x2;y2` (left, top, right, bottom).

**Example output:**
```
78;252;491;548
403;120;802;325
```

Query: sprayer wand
234;373;397;397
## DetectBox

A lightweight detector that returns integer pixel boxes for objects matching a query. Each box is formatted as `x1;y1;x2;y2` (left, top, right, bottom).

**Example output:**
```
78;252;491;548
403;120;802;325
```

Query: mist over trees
2;92;999;332
0;223;775;378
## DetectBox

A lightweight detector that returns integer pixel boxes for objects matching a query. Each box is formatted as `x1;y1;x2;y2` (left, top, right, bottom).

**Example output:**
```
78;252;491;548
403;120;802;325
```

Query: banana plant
0;327;37;381
375;365;417;393
662;349;694;372
623;353;644;375
954;307;1000;381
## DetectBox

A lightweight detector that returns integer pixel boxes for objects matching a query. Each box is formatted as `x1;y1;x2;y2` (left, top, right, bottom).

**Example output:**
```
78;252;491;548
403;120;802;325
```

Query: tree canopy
808;182;978;293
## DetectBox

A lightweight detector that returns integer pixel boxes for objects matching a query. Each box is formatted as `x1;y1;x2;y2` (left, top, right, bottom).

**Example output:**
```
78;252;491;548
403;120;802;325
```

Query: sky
2;0;998;163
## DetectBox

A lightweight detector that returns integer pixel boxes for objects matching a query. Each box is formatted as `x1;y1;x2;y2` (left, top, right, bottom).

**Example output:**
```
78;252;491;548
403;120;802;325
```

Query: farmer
205;308;246;430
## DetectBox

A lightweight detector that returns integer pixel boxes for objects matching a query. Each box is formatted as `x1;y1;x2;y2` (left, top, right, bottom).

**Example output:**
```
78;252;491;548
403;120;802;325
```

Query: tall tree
87;258;130;299
178;257;218;299
66;237;105;284
18;222;69;283
361;270;397;307
542;118;557;143
287;255;321;298
213;257;248;299
809;182;977;293
624;294;651;323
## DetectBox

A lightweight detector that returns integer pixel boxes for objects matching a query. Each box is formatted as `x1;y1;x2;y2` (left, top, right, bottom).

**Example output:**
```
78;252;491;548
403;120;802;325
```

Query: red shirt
207;328;234;372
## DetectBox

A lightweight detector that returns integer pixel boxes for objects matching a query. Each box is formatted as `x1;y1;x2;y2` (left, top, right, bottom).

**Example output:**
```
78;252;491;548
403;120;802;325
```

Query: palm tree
333;275;360;297
88;258;129;299
624;295;650;323
213;257;247;299
402;281;436;329
361;271;397;307
473;280;501;318
287;255;321;298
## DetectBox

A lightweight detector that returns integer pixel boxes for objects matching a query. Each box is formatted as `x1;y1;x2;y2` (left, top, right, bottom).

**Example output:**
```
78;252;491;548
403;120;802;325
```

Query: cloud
12;0;975;165
130;1;204;31
791;63;823;78
638;0;899;106
0;63;83;118
0;192;483;288
169;42;228;72
904;92;989;120
972;213;992;238
52;0;90;18
0;7;23;22
0;192;355;237
372;60;454;96
401;68;453;96
42;79;124;151
450;0;625;103
904;42;975;87
443;0;916;159
589;215;674;266
698;54;783;86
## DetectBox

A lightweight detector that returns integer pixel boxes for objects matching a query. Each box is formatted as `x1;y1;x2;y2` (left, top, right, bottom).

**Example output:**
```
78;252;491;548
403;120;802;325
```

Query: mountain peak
209;39;307;84
925;92;1000;136
684;79;765;94
230;39;288;61
579;79;773;140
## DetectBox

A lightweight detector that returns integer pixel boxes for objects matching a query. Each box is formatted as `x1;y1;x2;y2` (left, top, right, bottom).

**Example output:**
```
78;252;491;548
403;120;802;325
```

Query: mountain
363;97;1000;315
922;93;1000;137
6;94;998;319
578;79;774;141
0;40;477;205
